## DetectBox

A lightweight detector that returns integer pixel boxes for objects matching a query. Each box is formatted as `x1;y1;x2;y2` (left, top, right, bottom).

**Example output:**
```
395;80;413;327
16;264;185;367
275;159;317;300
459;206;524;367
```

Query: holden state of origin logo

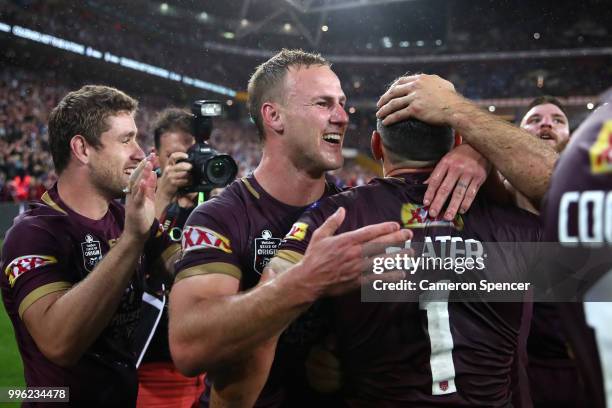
253;229;281;275
81;234;102;272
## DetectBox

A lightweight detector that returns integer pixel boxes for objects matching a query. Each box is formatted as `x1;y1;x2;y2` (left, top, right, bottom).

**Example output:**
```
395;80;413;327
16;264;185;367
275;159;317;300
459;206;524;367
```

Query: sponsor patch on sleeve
4;255;58;287
589;121;612;174
285;222;309;241
182;226;232;254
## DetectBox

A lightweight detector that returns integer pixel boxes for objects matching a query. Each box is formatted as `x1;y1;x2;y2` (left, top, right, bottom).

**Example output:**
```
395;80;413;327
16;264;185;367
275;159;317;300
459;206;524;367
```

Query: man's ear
70;135;90;165
371;130;384;162
261;102;284;134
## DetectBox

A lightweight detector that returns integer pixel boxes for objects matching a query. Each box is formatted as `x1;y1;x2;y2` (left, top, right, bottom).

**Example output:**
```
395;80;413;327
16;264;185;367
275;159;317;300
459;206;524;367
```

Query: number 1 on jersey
419;284;457;396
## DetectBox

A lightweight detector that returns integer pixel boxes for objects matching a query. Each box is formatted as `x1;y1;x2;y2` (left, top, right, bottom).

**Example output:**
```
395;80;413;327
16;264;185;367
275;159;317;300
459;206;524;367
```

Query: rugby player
537;100;611;408
169;49;413;407
503;95;605;408
511;96;571;213
168;50;489;406
376;74;558;205
271;112;542;406
0;85;180;406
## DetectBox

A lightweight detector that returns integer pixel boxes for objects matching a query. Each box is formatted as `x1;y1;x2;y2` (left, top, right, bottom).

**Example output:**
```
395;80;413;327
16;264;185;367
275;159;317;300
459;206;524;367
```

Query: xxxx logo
182;226;232;254
5;255;58;287
589;121;612;174
401;203;464;231
285;222;309;241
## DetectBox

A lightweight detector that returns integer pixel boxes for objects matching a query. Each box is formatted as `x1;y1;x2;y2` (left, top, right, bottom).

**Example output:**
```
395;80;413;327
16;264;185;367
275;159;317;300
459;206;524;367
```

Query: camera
181;100;238;193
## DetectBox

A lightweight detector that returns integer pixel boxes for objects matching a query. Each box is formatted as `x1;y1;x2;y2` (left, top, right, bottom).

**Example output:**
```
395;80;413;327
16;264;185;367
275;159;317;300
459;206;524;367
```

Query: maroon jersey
278;172;541;407
141;202;195;364
535;102;612;408
0;185;178;407
174;174;341;407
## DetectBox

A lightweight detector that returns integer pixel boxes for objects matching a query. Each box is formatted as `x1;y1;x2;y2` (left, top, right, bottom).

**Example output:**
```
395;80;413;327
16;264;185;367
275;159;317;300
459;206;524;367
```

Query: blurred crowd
0;68;377;202
2;0;611;101
0;69;60;202
2;0;607;202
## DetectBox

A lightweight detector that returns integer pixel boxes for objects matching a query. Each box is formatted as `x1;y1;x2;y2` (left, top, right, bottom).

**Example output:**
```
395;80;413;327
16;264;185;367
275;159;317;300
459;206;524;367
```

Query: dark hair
377;118;454;164
153;108;193;150
247;49;330;140
525;95;567;118
48;85;138;174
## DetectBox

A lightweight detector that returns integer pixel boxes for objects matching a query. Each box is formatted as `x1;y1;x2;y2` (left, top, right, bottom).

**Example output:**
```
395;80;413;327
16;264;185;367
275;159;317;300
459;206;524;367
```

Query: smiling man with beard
0;85;180;407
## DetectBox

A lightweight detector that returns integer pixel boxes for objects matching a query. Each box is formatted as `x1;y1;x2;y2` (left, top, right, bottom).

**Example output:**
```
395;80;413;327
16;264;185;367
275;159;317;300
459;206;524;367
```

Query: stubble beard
90;163;126;200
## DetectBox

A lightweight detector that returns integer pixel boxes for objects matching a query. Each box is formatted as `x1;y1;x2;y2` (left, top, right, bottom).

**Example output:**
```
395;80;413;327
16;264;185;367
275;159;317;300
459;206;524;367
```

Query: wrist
447;95;476;135
118;229;147;249
159;187;176;203
274;262;319;306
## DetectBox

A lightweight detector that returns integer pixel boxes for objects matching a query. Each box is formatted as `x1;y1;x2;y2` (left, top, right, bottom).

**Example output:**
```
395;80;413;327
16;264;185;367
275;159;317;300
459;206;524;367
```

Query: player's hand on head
298;207;413;298
424;144;490;220
124;157;157;239
376;74;459;127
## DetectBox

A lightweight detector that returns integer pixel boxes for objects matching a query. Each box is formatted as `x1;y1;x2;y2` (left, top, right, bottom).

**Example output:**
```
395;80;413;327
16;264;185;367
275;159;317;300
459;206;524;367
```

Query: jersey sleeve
1;218;73;319
276;197;343;265
143;218;181;281
173;197;244;283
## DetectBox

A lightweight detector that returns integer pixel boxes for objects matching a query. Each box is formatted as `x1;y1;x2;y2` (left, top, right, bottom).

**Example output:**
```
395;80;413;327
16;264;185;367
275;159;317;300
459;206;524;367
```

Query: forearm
44;234;145;363
449;96;558;201
210;337;279;408
171;265;312;374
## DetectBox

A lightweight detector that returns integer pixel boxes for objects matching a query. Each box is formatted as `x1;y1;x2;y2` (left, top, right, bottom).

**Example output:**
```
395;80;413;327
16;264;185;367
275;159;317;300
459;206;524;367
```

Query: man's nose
331;103;349;125
132;142;146;161
540;116;553;127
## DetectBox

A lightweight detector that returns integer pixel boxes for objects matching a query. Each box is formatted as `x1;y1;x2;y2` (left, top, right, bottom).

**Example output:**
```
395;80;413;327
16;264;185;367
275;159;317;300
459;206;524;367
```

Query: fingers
168;151;189;166
360;269;407;287
361;229;413;257
336;221;400;246
380;108;415;127
443;174;472;220
458;178;481;215
311;207;346;242
376;93;415;123
376;75;420;108
131;162;155;205
423;161;449;207
127;156;149;193
428;165;460;219
143;163;157;192
160;161;192;192
363;241;414;260
166;164;192;183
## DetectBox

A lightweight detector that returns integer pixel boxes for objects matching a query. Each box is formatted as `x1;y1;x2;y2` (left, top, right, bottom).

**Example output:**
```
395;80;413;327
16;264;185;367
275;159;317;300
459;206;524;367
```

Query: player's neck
254;153;326;207
385;166;435;178
57;172;110;220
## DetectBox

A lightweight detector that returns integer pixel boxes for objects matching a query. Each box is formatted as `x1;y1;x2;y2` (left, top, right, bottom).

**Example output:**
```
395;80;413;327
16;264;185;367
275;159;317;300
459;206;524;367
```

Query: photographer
137;108;203;408
153;108;198;232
